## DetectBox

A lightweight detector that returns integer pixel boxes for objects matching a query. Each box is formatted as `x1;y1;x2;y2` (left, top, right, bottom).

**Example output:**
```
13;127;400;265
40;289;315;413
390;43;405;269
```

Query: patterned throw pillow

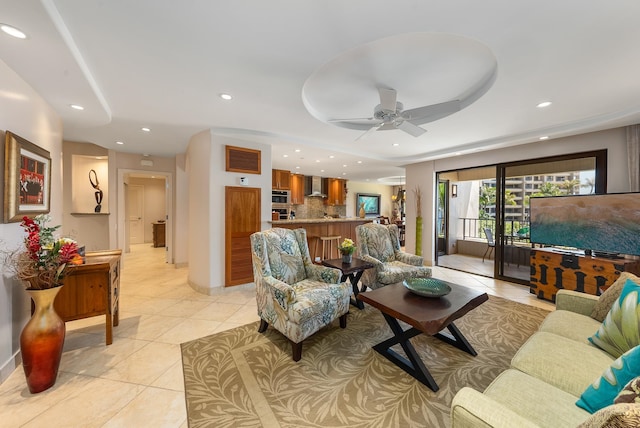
591;272;640;322
576;403;640;428
589;279;640;358
615;376;640;404
576;346;640;413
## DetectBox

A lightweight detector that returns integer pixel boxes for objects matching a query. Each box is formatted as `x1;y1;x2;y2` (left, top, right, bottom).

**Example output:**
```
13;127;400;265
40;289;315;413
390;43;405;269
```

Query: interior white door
128;185;144;244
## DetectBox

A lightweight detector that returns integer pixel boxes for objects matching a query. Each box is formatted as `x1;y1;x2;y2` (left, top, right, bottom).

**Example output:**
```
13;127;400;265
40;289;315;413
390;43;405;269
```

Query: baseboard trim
0;352;21;385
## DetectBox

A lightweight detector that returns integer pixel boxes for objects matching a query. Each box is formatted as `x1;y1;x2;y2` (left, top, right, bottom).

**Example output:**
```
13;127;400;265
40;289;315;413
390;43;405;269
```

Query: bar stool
319;235;341;260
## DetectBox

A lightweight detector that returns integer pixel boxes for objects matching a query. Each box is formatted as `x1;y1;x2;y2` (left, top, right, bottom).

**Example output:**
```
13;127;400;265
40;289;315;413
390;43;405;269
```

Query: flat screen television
529;192;640;257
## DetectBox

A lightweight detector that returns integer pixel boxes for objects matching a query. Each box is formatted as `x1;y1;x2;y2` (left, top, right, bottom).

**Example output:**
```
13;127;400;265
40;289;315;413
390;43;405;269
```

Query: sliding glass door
495;150;607;283
435;150;607;285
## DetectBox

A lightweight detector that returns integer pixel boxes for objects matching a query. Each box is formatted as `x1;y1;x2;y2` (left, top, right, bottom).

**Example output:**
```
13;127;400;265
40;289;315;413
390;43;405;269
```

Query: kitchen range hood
304;176;326;198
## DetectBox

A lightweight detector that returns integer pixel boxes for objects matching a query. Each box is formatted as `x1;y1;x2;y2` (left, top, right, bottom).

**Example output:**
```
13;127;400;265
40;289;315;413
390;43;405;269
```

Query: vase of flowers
338;238;355;264
11;215;80;393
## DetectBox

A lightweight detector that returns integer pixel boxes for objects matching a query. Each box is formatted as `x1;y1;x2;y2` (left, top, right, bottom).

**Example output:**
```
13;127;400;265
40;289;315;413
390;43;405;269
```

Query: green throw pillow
576;346;640;413
588;279;640;358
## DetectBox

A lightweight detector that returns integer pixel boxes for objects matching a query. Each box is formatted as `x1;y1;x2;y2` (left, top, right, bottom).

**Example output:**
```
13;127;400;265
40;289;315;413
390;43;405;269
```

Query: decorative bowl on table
403;278;452;297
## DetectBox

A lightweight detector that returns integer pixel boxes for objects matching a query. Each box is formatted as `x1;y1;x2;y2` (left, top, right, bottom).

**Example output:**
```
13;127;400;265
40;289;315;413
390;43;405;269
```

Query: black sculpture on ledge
89;169;103;213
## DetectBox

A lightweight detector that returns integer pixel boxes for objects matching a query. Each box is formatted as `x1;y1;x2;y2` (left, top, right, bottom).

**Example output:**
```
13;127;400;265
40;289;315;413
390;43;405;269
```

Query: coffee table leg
373;313;439;391
345;272;366;310
433;322;477;356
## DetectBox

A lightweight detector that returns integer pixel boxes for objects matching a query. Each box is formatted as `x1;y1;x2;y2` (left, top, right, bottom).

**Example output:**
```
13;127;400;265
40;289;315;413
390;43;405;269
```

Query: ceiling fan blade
396;120;427;137
401;99;461;121
354;123;383;142
328;117;374;123
378;87;397;112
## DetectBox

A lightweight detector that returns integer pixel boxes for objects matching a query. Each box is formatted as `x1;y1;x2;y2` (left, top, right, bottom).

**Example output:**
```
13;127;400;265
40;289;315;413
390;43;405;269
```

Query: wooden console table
530;248;640;302
152;222;166;247
56;249;122;345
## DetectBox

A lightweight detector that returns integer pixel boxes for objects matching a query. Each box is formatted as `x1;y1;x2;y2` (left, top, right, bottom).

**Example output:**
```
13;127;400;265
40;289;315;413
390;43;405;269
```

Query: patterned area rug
181;295;549;428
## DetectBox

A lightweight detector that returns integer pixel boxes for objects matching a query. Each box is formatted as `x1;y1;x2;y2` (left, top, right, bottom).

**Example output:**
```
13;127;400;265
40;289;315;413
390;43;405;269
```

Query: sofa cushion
538;309;601;343
511;331;615;396
576;403;640;428
589;278;640;358
576;346;640;413
591;272;640;322
482;369;590;427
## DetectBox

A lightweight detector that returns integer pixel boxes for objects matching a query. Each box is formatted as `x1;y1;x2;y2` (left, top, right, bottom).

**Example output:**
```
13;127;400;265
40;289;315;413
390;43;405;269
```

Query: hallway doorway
118;169;173;264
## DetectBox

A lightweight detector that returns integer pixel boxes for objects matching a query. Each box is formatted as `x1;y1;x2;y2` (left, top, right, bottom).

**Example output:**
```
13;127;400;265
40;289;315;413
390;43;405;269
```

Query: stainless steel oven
272;190;290;204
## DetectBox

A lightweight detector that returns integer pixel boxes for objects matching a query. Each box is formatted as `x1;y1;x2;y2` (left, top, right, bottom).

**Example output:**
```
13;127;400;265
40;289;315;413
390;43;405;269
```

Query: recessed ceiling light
1;24;27;39
392;143;399;147
539;136;549;140
70;104;84;110
329;155;335;159
116;141;124;145
342;164;347;168
455;152;462;156
295;166;300;169
357;160;362;164
283;154;288;158
537;101;552;108
320;169;325;172
295;149;301;153
342;172;347;176
141;127;151;132
219;93;232;100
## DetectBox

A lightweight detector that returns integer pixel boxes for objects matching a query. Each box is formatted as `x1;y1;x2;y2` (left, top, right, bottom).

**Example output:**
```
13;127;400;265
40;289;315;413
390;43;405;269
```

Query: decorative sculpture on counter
89;169;103;213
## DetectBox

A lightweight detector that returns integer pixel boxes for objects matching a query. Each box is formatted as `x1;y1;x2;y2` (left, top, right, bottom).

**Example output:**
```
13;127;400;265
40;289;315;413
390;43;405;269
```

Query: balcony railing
460;217;530;241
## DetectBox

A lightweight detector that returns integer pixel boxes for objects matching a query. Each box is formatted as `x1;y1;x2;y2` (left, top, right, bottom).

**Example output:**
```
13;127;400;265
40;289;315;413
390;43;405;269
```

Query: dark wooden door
225;186;261;286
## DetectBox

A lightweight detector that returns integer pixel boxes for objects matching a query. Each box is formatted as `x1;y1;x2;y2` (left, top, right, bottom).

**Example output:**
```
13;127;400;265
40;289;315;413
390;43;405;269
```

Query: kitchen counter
270;218;372;261
270;217;371;224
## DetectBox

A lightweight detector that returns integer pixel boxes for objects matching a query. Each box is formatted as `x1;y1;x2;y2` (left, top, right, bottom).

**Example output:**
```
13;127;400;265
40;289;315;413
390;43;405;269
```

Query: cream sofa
451;289;628;427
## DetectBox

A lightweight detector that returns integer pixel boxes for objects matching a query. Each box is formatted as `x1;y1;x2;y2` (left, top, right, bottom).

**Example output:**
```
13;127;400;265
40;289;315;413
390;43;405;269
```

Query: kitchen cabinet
272;169;291;190
290;173;305;204
325;178;347;206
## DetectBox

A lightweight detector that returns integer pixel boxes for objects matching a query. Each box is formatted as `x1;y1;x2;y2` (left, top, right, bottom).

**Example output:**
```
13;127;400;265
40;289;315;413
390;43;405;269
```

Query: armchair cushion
356;222;431;289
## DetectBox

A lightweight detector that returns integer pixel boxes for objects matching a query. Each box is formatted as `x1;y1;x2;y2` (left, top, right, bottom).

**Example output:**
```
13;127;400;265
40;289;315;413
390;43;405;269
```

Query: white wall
186;132;272;293
407;127;632;265
62;141;111;251
0;59;63;384
174;154;189;267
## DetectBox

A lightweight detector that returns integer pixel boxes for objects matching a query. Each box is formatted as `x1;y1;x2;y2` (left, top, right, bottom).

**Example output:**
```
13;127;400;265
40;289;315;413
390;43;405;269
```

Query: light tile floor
0;243;554;427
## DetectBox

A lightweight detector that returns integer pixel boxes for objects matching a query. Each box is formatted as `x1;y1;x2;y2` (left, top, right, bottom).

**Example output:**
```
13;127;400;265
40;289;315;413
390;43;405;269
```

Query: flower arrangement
338;238;355;255
11;215;81;289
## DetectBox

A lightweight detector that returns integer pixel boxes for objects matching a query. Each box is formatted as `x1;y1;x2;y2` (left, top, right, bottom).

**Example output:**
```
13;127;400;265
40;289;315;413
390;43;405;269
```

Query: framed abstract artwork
4;131;51;222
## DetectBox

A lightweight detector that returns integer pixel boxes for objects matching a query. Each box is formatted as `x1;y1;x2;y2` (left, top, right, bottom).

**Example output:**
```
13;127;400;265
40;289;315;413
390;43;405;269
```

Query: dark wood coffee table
322;257;374;309
357;281;488;391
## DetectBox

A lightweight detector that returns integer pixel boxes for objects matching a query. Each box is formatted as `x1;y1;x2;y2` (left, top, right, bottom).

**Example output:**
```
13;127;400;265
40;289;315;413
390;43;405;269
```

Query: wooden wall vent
225;145;261;174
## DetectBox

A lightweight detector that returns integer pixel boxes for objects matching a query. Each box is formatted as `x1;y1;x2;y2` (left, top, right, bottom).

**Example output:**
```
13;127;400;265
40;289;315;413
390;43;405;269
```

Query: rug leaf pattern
181;295;549;427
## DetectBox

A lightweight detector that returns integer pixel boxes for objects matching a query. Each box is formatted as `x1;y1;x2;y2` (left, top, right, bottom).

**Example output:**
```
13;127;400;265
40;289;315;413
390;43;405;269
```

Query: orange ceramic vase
20;285;66;394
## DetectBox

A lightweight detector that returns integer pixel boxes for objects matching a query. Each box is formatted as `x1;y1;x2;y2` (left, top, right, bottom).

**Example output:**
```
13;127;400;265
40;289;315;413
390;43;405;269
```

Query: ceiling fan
329;87;461;140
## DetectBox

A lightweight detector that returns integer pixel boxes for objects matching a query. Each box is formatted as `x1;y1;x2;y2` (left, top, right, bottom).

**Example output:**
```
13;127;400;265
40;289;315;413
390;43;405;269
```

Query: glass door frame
494;149;608;284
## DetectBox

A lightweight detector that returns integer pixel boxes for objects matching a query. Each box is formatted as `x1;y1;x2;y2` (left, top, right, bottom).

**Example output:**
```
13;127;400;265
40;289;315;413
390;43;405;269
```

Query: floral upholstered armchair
250;227;351;361
355;222;432;290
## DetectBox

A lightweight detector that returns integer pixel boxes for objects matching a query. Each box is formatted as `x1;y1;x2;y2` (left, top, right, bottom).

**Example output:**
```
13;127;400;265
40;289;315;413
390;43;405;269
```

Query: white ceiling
2;0;640;185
